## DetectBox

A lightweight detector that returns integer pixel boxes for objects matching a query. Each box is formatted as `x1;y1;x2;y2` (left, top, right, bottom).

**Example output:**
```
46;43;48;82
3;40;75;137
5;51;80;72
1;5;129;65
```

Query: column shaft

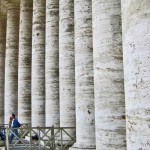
93;0;126;149
122;0;150;149
5;3;20;123
45;0;59;127
32;0;45;127
18;0;33;124
59;0;75;129
71;0;95;149
0;15;6;124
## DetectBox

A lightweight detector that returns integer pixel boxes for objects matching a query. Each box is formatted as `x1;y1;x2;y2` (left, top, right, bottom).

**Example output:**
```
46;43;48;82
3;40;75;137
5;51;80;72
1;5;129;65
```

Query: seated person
32;134;39;140
0;130;5;141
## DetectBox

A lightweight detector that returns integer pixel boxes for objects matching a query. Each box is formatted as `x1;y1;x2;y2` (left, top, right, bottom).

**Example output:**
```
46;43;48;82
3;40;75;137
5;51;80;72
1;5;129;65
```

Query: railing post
38;127;41;150
61;129;63;150
51;125;55;150
29;127;32;150
6;127;10;150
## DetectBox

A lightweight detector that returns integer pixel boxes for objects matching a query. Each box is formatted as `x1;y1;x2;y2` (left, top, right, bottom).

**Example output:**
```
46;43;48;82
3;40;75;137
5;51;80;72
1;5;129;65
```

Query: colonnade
0;0;150;149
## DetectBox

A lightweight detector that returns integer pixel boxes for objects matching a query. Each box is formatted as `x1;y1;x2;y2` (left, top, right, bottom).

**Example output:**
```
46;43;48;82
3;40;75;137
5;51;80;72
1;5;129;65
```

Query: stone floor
0;139;49;150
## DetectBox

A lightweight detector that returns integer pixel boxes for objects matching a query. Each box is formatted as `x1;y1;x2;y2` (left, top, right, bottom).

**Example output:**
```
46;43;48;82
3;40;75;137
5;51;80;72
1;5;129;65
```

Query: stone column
32;0;45;127
45;0;59;127
70;0;95;149
18;0;33;124
59;0;75;132
0;15;6;124
92;0;126;149
4;3;20;124
122;0;150;149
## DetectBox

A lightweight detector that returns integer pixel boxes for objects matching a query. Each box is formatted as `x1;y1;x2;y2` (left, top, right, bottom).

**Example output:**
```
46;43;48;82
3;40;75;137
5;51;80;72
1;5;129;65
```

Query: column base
69;143;96;150
56;139;75;145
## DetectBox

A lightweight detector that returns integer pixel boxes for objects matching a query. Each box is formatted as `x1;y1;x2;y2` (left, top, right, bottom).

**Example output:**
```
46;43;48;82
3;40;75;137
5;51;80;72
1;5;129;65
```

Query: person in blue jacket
9;114;21;143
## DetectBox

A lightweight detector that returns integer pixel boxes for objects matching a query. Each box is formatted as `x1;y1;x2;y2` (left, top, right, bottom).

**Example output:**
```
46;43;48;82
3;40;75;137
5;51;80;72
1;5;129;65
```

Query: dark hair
12;114;15;118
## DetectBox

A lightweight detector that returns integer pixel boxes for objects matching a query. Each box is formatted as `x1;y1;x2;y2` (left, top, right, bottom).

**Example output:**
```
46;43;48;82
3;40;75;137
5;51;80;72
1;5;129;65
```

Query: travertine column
71;0;95;149
92;0;126;149
45;0;59;127
18;0;33;124
5;3;20;124
32;0;45;127
59;0;75;131
0;15;6;124
122;0;150;149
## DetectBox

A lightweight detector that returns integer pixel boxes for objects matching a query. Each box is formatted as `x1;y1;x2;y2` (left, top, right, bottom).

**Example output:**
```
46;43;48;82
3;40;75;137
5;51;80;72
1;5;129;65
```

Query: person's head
11;114;15;119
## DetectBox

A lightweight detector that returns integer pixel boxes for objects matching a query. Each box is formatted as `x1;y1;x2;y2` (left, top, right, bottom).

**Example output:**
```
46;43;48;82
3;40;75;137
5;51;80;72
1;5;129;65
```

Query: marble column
59;0;75;132
0;14;6;124
122;0;150;149
32;0;45;127
45;0;59;127
18;0;33;124
70;0;95;149
4;3;20;124
92;0;126;149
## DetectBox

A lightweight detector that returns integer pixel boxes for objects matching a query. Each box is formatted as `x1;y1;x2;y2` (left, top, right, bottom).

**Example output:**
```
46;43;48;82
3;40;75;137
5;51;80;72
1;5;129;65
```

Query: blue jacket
11;118;20;128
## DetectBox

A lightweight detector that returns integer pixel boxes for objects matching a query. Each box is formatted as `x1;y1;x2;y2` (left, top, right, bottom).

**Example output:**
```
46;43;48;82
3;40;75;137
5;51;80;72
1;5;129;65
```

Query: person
9;114;21;143
0;130;5;141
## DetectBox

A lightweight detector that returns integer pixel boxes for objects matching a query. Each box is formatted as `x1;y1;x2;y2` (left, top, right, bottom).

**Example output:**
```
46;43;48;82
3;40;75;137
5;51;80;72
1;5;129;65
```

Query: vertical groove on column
71;0;95;149
93;0;126;149
45;0;59;127
18;0;33;124
59;0;75;132
122;0;150;149
32;0;45;127
5;3;20;124
0;14;6;124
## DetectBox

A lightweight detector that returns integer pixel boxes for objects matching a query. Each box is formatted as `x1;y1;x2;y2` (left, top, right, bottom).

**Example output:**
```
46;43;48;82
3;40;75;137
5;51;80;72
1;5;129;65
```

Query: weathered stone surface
32;0;45;127
0;140;4;147
92;0;126;149
45;0;59;127
0;14;6;124
122;0;150;149
18;0;32;124
71;0;95;149
59;0;75;132
4;3;19;124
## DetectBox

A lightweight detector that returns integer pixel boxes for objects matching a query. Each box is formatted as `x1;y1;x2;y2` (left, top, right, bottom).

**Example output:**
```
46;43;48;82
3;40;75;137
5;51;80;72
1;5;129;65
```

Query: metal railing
18;123;30;137
2;125;76;150
0;125;7;149
0;124;30;149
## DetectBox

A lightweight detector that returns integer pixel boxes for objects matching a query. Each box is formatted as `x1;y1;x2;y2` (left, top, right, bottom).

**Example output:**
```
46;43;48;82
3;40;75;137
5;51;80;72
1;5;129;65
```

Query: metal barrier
4;126;76;150
18;123;30;137
0;124;30;149
0;125;6;149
